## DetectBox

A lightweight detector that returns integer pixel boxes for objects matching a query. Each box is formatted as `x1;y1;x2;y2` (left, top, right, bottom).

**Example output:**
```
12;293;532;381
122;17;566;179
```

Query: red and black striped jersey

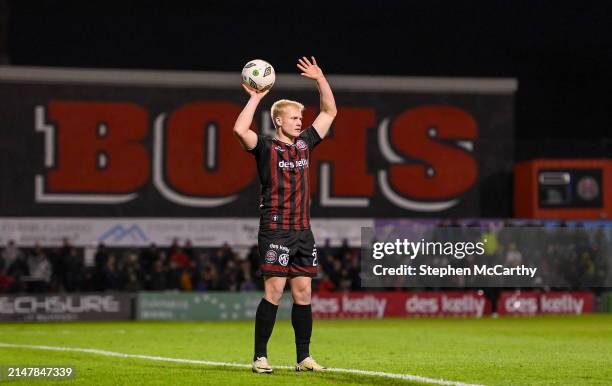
247;126;322;230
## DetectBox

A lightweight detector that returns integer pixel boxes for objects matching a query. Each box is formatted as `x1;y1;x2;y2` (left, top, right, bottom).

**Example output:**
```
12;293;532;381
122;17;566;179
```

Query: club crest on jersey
278;253;289;267
265;250;277;264
296;139;307;150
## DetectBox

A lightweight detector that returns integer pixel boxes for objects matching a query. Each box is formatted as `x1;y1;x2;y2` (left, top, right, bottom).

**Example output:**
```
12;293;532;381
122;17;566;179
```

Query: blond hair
270;99;304;128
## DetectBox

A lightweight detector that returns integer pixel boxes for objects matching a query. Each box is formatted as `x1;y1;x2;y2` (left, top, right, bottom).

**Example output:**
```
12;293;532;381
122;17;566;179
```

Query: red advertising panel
497;291;540;316
514;159;611;219
498;291;594;316
311;291;491;319
539;291;594;315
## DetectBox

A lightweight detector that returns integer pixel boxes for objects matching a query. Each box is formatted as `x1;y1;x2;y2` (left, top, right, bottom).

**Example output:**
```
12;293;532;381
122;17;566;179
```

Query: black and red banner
0;67;515;218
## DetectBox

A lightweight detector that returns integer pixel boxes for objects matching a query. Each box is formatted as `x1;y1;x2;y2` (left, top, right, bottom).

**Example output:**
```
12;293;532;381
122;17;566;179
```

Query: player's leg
290;276;324;371
254;228;293;373
289;275;313;360
289;230;325;371
253;275;286;373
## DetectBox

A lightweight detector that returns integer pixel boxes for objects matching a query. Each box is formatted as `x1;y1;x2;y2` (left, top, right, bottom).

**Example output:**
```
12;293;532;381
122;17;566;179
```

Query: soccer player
233;56;337;373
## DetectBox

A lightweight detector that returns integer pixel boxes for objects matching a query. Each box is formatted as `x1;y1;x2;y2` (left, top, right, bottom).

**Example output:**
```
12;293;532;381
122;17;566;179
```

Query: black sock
292;303;312;363
253;298;278;361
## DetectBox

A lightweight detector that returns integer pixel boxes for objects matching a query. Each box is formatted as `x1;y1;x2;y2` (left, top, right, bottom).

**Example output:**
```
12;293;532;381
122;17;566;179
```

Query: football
241;59;275;92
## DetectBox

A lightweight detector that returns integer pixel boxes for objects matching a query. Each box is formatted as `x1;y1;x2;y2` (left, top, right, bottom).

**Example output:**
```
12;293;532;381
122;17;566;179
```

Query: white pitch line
0;342;482;386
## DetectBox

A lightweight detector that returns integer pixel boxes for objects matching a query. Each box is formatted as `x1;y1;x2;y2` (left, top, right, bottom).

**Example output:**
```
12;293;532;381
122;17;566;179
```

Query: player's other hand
242;84;270;99
297;56;324;80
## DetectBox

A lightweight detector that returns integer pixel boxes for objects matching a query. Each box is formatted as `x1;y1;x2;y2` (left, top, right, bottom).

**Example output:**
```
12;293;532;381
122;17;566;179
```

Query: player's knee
272;291;285;303
292;285;311;304
264;284;285;304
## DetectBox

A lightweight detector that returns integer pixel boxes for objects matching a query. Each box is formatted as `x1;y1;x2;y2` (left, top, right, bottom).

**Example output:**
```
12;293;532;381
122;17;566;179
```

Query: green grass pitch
0;315;611;385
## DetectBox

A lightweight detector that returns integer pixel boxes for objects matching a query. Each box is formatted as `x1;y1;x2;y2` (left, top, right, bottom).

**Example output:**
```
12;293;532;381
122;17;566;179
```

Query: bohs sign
0;67;516;218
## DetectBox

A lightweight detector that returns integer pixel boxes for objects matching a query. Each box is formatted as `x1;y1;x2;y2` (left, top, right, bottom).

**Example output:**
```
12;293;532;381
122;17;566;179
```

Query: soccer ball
241;59;275;92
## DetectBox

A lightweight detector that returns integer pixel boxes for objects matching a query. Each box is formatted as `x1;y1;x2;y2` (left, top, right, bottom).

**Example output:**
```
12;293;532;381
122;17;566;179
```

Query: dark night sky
6;1;612;155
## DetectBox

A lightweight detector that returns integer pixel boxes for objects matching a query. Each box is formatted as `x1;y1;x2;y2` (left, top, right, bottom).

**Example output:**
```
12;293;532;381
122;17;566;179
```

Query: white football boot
295;356;326;372
252;356;273;374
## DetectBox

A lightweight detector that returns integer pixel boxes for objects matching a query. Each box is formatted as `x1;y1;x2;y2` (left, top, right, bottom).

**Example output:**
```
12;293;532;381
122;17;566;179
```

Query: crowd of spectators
0;221;609;294
0;237;359;294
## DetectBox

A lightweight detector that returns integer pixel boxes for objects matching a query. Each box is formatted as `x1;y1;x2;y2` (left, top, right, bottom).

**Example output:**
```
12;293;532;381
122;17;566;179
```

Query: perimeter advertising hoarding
0;293;133;322
313;291;491;318
137;292;293;321
497;291;594;316
0;67;515;226
137;291;491;320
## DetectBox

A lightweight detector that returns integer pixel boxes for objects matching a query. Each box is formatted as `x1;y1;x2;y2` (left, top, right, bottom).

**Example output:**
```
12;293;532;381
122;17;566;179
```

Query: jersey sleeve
299;125;323;150
247;134;269;158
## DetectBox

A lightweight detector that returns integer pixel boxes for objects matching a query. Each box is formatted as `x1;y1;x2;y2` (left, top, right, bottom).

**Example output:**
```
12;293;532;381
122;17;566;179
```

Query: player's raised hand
297;56;324;80
242;83;269;99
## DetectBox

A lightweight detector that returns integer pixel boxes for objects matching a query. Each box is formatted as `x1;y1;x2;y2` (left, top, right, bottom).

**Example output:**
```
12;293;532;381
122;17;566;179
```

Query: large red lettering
308;107;375;199
165;102;255;196
47;101;149;193
387;106;478;199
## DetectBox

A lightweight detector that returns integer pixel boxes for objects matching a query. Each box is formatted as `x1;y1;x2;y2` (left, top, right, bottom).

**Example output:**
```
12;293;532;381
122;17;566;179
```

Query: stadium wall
0;291;599;322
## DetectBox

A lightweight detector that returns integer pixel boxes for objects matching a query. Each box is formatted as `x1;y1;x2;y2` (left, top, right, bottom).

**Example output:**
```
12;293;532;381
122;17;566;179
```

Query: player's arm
297;56;337;138
233;84;269;151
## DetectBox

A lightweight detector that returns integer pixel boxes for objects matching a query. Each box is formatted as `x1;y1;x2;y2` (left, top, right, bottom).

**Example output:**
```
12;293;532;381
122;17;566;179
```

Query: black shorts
258;229;319;277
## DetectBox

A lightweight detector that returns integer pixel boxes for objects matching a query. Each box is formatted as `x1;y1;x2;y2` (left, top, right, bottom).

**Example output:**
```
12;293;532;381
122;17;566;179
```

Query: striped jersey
248;126;322;230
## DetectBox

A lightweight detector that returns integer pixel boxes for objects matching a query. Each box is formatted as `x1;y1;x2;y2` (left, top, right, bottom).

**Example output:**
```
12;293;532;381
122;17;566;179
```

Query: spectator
240;260;256;291
222;259;243;292
63;247;83;292
102;254;122;291
123;252;142;291
180;268;193;291
168;238;180;257
166;260;182;290
147;258;167;290
1;240;21;275
328;258;343;289
214;242;235;275
195;264;219;291
316;273;335;292
245;245;263;290
47;247;63;292
337;238;350;263
27;246;52;293
0;274;14;293
94;244;109;270
183;239;195;262
170;247;191;270
139;243;158;273
6;247;29;293
94;244;109;290
504;242;523;267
